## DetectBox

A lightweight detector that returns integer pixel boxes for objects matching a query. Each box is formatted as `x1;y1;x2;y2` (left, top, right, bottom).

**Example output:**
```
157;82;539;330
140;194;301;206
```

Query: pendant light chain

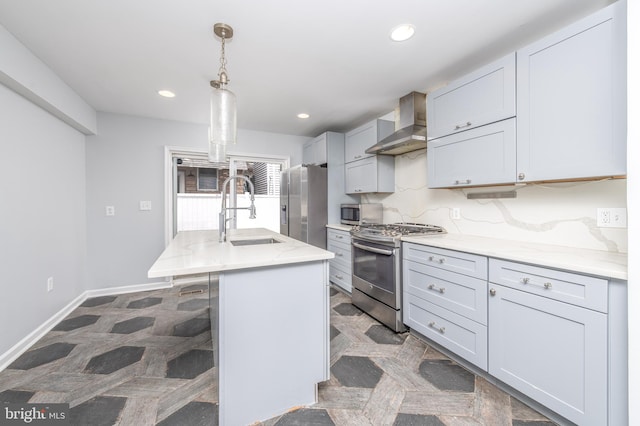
218;30;229;86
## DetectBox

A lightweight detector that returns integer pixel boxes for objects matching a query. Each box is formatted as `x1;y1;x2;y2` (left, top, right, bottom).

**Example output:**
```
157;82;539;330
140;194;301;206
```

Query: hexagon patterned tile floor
0;284;556;425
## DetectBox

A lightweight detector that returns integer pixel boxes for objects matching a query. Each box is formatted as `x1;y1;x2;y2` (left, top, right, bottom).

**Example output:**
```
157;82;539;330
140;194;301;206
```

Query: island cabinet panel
516;0;626;183
327;228;352;292
427;118;516;188
488;283;607;426
427;53;515;140
218;261;329;426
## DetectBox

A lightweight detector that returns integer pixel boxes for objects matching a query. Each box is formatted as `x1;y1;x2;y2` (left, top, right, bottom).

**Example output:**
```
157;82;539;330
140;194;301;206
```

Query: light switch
139;201;152;211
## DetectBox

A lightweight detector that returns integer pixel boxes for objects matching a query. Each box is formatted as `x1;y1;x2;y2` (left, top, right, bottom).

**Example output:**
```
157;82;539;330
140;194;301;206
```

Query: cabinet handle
428;256;434;261
454;121;472;130
336;253;343;257
453;179;471;185
428;321;446;334
355;155;362;159
489;288;496;296
543;282;553;290
438;258;445;264
521;277;530;284
336;235;343;239
518;172;525;181
428;284;445;294
335;274;343;280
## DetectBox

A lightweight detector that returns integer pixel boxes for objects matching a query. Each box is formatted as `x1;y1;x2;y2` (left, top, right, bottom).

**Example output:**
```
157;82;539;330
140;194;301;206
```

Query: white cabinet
327;228;352;292
403;243;488;369
427;53;515;140
516;0;626;183
427;119;516;188
344;119;394;163
345;155;394;194
303;134;328;165
488;258;609;426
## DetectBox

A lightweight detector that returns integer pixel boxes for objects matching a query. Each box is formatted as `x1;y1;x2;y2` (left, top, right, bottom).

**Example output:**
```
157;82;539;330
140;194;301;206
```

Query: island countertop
148;228;334;278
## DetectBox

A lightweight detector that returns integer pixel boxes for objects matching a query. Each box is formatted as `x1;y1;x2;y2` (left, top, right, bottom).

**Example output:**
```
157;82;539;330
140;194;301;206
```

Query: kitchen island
148;228;333;426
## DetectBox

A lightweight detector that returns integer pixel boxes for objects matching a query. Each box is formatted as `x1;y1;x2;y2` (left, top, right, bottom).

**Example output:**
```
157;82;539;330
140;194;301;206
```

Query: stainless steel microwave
340;203;383;226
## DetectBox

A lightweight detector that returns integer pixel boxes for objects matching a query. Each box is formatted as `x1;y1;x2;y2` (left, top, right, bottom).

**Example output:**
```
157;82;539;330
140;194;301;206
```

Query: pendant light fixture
209;23;236;162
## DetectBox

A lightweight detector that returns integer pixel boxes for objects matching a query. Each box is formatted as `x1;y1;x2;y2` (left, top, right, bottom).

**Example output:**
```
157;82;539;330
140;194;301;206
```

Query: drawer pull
335;235;343;239
543;282;553;290
521;277;530;284
428;284;445;294
335;274;344;280
454;121;472;130
336;253;343;257
428;256;434;261
428;321;446;334
438;258;445;264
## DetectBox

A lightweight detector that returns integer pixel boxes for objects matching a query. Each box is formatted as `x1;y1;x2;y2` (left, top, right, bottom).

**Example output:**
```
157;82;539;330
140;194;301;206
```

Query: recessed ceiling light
390;24;415;42
297;113;310;119
158;90;176;98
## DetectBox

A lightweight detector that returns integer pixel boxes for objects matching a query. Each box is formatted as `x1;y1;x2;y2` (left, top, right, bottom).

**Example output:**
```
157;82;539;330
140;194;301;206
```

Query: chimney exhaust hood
366;92;426;156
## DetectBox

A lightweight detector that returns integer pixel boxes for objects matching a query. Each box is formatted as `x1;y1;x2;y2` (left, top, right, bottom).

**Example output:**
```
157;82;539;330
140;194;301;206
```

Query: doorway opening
164;147;289;244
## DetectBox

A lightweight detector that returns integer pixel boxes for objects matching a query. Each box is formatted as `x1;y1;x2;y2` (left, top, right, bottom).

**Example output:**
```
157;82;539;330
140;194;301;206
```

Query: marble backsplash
363;149;628;253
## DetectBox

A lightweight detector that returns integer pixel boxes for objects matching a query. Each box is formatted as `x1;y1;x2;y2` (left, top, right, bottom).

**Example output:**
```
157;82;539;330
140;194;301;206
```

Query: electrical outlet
451;208;461;220
139;200;152;211
105;206;115;216
47;277;54;292
597;208;627;228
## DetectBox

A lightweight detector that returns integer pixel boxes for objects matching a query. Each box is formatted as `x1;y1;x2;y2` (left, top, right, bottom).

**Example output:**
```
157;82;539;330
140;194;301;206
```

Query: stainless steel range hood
366;92;426;156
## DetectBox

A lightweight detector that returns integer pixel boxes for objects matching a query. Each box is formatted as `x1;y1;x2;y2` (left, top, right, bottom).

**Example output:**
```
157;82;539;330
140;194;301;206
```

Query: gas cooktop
351;222;446;241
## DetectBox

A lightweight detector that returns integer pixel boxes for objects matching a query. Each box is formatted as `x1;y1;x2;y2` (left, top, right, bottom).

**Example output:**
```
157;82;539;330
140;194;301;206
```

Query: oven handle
352;242;394;256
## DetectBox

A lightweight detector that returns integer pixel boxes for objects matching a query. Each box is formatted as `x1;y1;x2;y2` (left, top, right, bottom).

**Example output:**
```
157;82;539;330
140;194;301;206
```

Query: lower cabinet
488;284;607;426
327;228;352;292
403;242;625;426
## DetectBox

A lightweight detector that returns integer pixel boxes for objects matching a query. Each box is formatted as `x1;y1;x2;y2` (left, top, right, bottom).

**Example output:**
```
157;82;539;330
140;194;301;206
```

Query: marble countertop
148;228;334;278
402;233;627;280
326;223;353;232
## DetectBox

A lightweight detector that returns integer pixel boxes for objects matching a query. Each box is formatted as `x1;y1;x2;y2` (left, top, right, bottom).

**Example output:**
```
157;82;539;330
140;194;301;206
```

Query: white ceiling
0;0;615;137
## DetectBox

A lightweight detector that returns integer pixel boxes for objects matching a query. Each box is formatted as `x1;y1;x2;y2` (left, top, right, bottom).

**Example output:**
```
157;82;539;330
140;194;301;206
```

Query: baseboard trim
0;280;173;372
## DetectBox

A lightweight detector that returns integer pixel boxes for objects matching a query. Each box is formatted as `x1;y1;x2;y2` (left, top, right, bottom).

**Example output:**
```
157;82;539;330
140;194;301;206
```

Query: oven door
351;237;400;309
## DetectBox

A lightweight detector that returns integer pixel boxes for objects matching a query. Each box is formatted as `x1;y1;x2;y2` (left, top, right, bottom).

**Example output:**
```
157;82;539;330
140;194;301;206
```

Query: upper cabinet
427;53;516;140
516;0;626;183
344;119;395;194
426;1;626;188
303;134;328;165
345;119;394;163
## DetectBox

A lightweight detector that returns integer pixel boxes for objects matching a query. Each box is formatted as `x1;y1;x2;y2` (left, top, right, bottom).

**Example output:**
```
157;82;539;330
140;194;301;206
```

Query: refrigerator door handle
280;204;287;225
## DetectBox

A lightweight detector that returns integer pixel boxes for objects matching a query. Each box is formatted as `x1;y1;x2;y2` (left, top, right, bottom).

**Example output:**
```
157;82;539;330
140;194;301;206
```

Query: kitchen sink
230;238;282;246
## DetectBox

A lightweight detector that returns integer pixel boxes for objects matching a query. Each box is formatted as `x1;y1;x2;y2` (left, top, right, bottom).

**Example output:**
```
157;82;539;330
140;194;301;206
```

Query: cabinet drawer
328;240;351;270
403;243;487;279
489;259;608;312
404;295;487;370
404;260;487;325
327;229;351;244
330;263;352;292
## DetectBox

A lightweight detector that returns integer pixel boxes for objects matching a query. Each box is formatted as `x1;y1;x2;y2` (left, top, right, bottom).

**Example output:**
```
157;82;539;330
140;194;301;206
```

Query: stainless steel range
350;223;446;332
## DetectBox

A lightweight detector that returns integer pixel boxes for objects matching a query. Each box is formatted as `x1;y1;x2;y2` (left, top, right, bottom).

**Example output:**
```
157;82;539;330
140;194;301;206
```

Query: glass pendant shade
209;86;237;162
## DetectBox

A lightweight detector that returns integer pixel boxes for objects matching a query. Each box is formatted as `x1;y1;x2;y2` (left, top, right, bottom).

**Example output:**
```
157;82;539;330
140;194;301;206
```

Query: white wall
365;150;627;253
85;112;307;290
0;84;87;356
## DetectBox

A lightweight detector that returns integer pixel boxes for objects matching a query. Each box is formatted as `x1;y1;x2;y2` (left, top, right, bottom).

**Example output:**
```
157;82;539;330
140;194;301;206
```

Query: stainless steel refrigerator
280;165;328;249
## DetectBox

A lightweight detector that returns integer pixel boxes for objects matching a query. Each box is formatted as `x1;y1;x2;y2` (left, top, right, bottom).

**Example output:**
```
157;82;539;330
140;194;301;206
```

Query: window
197;168;218;191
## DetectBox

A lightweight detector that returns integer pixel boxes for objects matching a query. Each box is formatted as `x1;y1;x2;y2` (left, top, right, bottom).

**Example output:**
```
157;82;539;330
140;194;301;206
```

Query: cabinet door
345;157;375;193
516;1;626;182
303;134;328;165
427;53;515;139
488;284;607;426
345;119;394;163
427;119;516;188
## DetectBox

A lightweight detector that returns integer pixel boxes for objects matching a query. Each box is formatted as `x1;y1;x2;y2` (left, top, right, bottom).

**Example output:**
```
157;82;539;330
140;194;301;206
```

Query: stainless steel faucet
219;175;256;242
